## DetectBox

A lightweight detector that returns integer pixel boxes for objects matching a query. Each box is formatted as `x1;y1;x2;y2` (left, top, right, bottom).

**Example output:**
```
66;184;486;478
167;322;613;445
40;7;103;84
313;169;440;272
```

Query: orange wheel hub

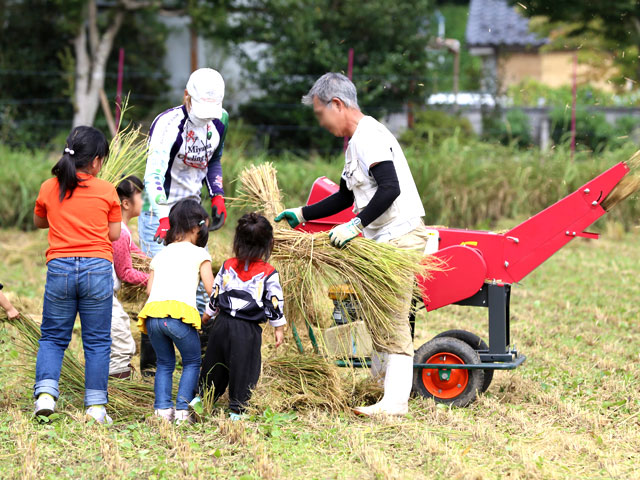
421;352;469;399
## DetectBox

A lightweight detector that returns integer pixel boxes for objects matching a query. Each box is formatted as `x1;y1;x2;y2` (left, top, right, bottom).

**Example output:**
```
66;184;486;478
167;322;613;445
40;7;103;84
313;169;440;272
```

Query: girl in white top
138;199;214;424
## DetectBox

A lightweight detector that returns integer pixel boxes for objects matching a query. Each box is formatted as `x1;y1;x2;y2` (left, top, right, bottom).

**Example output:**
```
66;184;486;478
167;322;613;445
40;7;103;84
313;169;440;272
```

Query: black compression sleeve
356;161;401;227
301;177;354;221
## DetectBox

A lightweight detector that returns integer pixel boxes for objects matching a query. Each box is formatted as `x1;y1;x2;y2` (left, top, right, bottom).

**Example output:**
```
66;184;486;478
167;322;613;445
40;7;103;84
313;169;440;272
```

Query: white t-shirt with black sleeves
342;115;425;242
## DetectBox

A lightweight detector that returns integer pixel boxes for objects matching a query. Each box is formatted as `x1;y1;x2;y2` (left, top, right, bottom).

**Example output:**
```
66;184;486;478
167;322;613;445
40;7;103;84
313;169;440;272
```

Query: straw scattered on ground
249;353;351;414
1;196;639;479
0;309;155;421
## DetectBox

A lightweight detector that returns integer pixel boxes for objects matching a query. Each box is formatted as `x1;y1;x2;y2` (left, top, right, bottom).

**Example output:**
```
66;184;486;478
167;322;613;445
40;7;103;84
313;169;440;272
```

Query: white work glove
274;207;305;228
328;218;363;247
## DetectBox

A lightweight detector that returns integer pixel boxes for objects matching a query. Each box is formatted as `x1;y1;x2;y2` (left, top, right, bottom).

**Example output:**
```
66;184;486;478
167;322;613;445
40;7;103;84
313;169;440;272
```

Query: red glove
210;195;226;231
154;217;170;244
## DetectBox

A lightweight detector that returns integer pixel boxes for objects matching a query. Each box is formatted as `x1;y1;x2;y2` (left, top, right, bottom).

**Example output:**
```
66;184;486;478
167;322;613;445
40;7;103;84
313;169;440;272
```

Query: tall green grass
0;144;54;230
1;138;638;231
406;138;639;229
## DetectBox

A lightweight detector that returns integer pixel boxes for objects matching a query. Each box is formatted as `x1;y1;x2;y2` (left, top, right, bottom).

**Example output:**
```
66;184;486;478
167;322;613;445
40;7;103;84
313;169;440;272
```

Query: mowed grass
0;223;638;480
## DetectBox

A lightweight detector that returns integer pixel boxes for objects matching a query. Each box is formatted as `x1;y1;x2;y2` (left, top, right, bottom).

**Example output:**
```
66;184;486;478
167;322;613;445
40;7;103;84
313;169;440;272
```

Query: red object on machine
295;177;355;233
298;162;630;311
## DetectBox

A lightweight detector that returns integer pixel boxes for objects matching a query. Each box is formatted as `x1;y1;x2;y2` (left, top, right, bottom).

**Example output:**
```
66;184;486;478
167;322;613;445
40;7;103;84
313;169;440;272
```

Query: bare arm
33;213;49;229
108;222;121;242
0;292;19;320
200;260;214;296
146;271;154;297
274;325;285;347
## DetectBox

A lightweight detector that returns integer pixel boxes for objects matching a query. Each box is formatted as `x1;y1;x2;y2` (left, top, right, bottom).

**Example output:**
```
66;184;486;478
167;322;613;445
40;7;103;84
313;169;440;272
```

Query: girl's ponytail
51;126;109;201
52;149;79;201
166;199;210;248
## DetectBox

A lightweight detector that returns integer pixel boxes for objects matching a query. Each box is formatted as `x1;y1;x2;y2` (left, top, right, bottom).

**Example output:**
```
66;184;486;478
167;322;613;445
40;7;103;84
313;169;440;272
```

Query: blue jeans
34;257;113;406
146;317;201;410
138;210;165;258
139;210;208;314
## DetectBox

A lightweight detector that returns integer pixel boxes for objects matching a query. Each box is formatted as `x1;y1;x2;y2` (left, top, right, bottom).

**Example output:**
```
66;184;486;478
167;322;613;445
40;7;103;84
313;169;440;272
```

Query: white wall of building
158;14;259;111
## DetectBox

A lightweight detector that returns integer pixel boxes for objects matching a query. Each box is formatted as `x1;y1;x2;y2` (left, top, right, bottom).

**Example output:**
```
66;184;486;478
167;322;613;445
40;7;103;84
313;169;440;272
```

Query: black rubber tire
413;336;484;407
433;329;494;393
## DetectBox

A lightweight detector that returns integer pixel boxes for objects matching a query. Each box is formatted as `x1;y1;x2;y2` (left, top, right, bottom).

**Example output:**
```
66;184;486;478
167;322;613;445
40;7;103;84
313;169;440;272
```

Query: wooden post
570;52;578;160
99;88;117;137
190;24;198;72
408;79;415;129
343;48;354;152
453;49;460;114
115;47;124;131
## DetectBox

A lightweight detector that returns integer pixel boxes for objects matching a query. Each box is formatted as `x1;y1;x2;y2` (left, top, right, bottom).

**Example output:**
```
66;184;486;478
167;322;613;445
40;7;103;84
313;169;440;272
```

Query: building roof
466;0;547;49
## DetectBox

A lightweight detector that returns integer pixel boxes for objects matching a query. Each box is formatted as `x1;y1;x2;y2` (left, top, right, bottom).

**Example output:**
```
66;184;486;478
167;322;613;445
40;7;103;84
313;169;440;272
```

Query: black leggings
199;311;262;413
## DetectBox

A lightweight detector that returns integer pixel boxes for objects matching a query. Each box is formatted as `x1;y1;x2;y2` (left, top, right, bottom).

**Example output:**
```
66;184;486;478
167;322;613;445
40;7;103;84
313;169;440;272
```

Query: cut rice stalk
1;309;155;420
236;163;446;347
117;253;151;308
602;150;640;211
98;98;148;187
236;162;284;219
248;352;350;413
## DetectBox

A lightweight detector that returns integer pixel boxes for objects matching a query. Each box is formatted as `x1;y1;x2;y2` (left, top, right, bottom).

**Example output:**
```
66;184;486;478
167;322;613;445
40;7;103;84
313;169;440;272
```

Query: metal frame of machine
296;162;630;405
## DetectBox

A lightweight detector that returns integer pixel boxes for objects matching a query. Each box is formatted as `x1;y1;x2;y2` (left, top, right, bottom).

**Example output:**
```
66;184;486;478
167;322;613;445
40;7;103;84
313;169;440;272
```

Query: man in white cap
276;72;430;417
138;67;228;374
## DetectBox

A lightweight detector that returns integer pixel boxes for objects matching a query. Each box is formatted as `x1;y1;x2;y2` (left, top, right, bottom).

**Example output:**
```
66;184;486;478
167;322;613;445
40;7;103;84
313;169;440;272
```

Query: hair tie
198;219;205;226
64;147;75;156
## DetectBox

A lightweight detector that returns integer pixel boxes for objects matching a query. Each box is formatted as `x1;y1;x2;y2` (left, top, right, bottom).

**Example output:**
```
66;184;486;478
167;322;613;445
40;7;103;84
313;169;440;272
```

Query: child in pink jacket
110;176;149;378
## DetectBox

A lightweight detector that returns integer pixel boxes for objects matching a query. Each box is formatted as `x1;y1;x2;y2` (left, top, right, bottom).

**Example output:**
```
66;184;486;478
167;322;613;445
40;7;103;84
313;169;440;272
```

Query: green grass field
0;222;638;479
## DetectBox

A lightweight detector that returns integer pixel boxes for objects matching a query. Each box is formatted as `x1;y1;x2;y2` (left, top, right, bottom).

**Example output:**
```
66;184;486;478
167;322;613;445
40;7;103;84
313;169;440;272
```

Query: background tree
0;0;74;147
200;0;435;153
0;0;170;147
58;0;168;127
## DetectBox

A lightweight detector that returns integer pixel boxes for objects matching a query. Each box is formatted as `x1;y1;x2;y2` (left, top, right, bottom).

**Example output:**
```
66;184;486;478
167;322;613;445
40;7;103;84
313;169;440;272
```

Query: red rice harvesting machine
296;161;632;406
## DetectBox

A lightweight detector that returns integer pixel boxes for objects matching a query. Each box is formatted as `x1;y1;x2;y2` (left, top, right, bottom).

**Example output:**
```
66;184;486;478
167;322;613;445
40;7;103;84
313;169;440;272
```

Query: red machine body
299;177;356;232
296;162;630;311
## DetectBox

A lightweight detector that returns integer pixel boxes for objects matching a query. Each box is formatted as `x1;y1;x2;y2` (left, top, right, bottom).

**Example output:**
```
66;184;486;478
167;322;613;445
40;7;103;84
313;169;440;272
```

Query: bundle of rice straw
0;309;155;420
98;100;148;187
249;353;350;413
237;163;446;348
117;253;151;309
602;150;640;211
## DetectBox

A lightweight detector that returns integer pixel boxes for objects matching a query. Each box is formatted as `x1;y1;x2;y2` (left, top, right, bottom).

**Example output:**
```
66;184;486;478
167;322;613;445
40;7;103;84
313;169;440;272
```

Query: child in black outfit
199;213;285;419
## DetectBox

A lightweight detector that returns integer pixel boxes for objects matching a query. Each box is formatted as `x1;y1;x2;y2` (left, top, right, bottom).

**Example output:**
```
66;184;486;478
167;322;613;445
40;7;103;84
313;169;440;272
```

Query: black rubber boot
140;332;157;377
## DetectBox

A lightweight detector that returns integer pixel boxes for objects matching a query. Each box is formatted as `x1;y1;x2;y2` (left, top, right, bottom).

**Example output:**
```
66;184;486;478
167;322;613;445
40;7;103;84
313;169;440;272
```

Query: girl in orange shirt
33;126;121;424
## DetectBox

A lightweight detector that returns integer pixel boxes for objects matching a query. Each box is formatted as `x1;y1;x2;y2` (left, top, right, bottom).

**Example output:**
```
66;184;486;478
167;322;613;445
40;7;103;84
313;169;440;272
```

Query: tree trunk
72;1;123;128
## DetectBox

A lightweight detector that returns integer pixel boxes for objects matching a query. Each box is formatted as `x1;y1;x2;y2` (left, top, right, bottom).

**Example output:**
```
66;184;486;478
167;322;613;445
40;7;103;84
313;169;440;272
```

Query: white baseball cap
186;68;225;120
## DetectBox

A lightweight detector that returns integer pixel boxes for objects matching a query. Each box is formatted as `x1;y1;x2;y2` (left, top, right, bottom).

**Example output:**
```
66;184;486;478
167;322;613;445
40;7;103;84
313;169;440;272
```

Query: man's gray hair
302;72;359;110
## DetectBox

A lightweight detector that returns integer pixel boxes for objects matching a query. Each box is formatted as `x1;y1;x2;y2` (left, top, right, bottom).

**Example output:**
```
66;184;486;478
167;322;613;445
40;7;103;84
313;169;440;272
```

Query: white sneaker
353;354;413;417
174;410;193;425
154;408;175;422
189;396;203;414
34;393;56;418
86;405;113;425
